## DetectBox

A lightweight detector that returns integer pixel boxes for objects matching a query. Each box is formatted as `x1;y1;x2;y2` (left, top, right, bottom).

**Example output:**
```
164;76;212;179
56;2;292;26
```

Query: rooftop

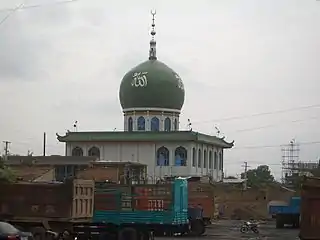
90;161;146;167
6;156;97;166
9;165;54;182
56;131;234;148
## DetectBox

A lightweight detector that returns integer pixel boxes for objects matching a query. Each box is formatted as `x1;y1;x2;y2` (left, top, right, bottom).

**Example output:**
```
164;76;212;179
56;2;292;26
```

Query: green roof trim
56;131;234;148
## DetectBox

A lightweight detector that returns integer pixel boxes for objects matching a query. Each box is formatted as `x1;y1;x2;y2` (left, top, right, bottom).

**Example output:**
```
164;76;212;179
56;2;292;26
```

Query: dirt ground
157;220;300;240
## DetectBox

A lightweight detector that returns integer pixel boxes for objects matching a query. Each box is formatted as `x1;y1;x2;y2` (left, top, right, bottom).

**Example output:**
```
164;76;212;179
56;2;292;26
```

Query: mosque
56;12;234;182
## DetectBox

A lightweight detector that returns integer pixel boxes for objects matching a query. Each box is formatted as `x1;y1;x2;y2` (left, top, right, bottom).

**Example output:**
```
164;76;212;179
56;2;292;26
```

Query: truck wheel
31;227;46;240
190;220;205;236
118;227;137;240
276;215;284;229
139;231;153;240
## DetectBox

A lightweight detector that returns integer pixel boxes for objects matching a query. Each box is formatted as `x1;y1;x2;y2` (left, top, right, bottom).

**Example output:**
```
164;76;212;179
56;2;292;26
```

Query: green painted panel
56;131;234;148
119;60;185;110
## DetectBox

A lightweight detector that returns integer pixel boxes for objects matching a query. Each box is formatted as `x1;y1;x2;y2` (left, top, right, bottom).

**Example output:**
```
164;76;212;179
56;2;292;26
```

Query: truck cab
269;196;300;228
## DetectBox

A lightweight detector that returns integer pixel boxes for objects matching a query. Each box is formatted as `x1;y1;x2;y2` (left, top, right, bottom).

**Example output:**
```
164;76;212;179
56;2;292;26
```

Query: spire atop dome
149;10;157;60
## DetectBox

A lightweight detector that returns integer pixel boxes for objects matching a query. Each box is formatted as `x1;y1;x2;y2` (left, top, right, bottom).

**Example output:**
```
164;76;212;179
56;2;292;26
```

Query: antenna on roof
186;119;192;131
73;121;78;132
214;126;225;138
214;126;220;137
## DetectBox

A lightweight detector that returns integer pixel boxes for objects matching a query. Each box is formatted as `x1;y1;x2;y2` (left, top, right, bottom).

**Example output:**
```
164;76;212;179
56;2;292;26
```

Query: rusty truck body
0;179;94;239
300;176;320;240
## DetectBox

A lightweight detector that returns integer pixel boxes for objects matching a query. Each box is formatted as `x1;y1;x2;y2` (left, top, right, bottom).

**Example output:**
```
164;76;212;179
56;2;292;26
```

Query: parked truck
299;176;320;240
0;179;95;240
75;178;205;240
269;196;300;228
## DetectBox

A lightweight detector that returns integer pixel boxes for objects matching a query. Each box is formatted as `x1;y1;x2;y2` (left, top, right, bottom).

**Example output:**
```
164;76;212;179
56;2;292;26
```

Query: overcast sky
0;0;319;179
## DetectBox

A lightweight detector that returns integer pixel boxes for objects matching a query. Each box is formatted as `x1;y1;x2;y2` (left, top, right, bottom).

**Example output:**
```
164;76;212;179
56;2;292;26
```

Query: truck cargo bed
300;177;320;240
93;180;188;226
0;179;94;221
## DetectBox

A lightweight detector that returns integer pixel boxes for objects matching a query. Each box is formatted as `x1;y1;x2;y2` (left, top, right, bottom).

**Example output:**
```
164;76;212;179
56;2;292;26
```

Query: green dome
119;59;185;110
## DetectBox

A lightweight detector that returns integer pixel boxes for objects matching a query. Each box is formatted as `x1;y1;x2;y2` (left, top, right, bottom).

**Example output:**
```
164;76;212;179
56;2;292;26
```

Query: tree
241;165;275;187
0;157;15;183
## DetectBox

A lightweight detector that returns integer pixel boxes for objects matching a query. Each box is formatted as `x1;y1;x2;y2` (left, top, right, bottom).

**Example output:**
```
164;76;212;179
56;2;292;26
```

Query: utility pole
242;161;250;190
3;141;11;161
43;132;46;156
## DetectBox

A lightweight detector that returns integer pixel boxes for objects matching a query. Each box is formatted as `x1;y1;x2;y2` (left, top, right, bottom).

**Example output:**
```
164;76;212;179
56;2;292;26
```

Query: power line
0;0;78;13
0;0;78;27
0;3;24;26
228;115;320;134
233;140;320;150
192;103;320;125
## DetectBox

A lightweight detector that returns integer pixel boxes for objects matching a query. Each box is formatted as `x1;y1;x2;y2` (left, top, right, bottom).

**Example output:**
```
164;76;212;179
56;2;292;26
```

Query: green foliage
0;157;15;183
241;165;275;187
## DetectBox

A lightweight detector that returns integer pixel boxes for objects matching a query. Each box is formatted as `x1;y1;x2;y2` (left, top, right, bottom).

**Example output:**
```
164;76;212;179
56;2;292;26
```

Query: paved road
157;220;300;240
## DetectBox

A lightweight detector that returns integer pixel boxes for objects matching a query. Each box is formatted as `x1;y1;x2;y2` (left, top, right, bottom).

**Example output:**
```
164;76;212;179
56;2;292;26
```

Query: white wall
123;112;180;131
188;143;223;182
66;141;224;181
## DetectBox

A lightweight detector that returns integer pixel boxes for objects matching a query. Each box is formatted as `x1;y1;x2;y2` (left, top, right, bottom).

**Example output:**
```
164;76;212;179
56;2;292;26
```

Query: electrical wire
228;115;320;134
233;140;320;150
192;103;320;125
0;0;78;27
0;3;24;26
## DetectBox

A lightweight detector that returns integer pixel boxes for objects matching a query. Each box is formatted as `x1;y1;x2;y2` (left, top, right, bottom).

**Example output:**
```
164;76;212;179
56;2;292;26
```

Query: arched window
164;117;171;131
192;148;196;167
204;150;207;168
175;146;187;166
128;117;133;132
174;119;178;130
137;116;145;131
219;152;223;170
156;146;169;166
88;146;100;159
151;117;159;131
198;149;202;168
214;152;218;169
72;147;83;156
209;151;213;169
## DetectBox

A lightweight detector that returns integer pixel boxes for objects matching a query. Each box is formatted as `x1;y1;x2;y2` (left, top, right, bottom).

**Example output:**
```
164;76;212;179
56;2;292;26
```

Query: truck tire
138;231;154;240
276;216;284;229
31;227;46;240
118;227;137;240
190;220;205;236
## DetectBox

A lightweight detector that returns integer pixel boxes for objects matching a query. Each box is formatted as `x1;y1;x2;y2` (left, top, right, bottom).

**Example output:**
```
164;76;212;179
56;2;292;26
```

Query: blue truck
269;196;301;229
74;178;205;240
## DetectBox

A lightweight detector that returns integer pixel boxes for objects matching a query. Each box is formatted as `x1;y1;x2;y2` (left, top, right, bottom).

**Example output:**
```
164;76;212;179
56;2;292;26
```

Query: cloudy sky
0;0;319;178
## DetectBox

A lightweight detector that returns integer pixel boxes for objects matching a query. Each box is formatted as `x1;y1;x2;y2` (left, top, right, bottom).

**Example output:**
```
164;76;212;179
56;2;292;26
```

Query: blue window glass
209;151;213;169
164;117;171;131
157;146;169;166
151;117;159;131
198;149;202;168
175;146;187;166
88;146;100;159
214;152;218;169
128;117;133;132
137;116;145;131
204;150;207;168
71;147;83;156
192;148;196;167
174;119;178;130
